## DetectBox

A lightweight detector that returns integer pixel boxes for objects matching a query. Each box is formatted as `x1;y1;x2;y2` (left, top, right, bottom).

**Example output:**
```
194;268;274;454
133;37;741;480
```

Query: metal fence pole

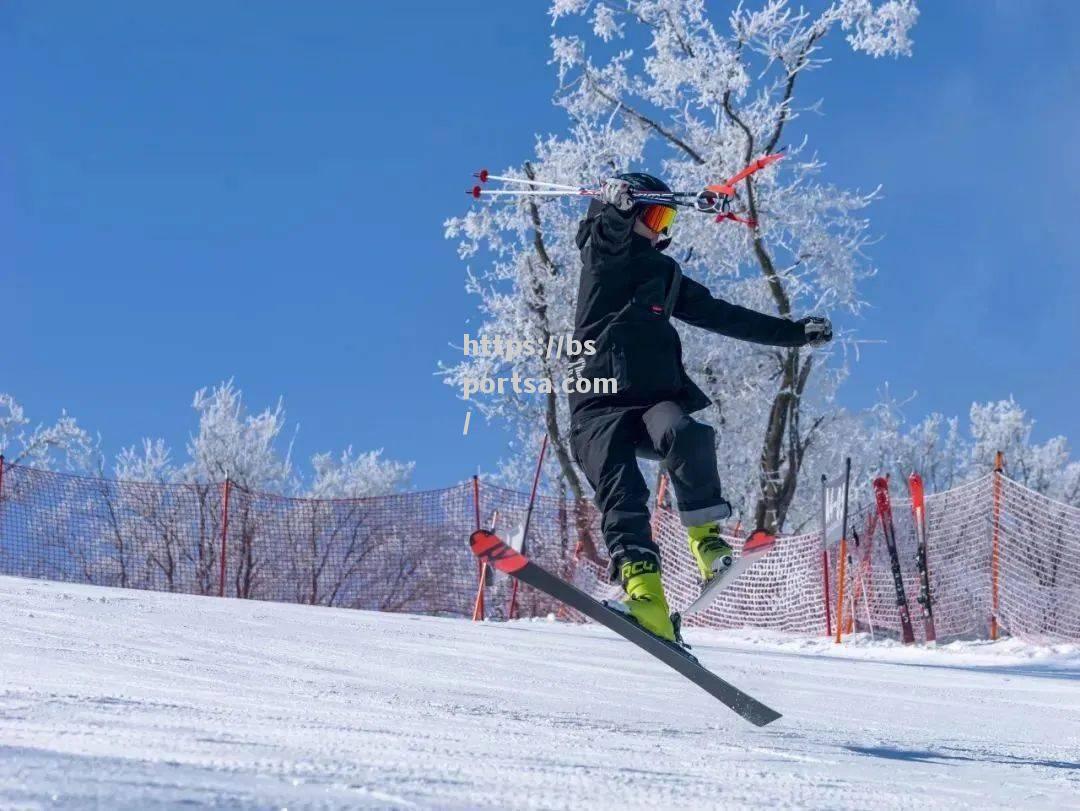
218;476;231;598
0;455;5;545
990;451;1005;639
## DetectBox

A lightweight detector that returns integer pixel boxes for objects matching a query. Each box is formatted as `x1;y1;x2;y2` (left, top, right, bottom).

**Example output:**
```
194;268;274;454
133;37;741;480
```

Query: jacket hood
576;199;605;250
576;199;672;253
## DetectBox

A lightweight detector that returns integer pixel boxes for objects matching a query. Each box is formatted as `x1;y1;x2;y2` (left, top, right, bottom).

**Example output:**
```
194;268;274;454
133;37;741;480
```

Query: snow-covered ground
1;576;1078;810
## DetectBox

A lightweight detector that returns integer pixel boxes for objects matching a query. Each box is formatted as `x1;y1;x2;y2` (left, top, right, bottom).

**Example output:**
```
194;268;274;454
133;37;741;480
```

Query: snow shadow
692;641;1080;683
844;745;1080;772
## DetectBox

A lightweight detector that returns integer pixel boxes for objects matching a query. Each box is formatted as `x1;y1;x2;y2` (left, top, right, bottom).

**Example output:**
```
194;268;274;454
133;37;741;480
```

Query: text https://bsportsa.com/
459;333;617;399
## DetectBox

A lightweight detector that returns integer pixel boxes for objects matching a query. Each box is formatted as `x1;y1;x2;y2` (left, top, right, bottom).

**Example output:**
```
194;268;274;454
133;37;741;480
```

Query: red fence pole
218;476;231;598
508;434;548;620
648;473;669;554
471;475;486;621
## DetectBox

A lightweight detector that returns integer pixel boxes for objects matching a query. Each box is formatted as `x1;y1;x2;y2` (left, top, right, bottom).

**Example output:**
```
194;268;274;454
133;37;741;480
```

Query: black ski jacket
569;201;807;416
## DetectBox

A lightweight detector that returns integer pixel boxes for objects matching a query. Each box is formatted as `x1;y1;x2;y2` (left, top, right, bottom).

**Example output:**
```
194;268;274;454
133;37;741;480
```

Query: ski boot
687;522;735;584
606;559;676;643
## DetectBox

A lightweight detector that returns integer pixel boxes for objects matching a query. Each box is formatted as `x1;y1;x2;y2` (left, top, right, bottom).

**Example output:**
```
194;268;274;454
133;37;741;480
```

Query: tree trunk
522;162;584;499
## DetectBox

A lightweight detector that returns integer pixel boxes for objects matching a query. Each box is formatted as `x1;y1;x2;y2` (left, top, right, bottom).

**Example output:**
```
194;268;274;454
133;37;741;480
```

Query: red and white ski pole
465;152;786;223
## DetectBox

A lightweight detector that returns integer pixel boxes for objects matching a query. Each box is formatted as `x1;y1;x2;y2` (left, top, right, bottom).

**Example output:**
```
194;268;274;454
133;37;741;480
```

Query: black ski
872;477;916;644
469;530;782;727
908;473;937;643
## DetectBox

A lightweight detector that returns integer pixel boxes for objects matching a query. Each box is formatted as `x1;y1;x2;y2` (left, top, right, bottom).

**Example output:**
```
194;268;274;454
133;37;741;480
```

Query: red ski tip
472;169;489;183
469;185;482;199
469;529;528;574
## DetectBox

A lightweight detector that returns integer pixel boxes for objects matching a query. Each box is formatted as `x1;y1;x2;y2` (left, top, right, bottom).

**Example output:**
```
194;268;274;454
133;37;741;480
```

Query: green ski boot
687;522;735;583
608;560;676;642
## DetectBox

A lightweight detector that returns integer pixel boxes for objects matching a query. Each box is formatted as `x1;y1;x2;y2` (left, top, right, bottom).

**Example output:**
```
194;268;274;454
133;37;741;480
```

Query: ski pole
476;169;708;199
468;187;698;207
474;170;584;191
468;187;597;199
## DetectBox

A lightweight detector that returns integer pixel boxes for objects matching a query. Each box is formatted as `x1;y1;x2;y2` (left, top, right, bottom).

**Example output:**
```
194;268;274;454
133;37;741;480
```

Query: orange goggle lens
639;203;676;234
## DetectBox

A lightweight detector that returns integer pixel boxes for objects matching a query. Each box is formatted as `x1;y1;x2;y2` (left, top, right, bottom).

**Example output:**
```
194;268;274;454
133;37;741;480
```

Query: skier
569;173;833;642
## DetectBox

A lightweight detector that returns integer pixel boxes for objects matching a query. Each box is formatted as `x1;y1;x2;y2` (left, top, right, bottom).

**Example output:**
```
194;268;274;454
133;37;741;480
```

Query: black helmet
615;172;672;199
577;171;676;252
617;172;675;251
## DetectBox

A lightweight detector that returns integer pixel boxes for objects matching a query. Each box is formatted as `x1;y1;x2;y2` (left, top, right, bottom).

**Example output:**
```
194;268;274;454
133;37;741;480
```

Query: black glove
798;316;833;347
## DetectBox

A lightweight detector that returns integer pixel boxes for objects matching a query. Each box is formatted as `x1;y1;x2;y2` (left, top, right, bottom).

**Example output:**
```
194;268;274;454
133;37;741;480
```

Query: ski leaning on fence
872;477;916;644
908;473;937;643
680;530;777;617
469;530;782;727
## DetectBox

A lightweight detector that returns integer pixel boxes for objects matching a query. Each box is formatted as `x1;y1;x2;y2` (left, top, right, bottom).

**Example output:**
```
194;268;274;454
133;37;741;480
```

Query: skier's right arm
588;179;636;258
591;205;636;256
673;276;807;346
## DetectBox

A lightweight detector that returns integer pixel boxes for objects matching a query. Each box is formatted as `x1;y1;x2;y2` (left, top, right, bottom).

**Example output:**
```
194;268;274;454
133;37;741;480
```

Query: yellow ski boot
687;522;734;582
608;560;676;642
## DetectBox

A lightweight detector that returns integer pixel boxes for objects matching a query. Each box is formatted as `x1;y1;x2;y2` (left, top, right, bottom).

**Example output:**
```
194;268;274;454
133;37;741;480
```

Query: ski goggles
639;203;677;234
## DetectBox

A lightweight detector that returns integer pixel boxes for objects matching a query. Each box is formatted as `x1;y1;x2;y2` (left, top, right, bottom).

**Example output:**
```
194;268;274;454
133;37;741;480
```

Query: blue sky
4;1;1079;489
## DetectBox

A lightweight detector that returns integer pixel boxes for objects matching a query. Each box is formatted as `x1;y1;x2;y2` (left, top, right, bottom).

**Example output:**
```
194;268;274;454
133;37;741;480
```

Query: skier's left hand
798;316;833;347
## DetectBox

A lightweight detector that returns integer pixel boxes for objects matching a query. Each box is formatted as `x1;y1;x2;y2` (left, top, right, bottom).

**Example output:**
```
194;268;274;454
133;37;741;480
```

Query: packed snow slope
1;576;1078;810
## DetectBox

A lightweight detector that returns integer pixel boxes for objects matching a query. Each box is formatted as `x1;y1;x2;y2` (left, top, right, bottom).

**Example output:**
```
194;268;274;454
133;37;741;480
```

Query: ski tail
743;529;776;555
681;528;776;617
873;477;916;644
471;530;528;574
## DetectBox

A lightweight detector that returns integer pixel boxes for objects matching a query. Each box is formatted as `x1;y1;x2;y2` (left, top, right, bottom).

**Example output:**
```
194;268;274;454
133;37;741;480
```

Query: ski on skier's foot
600;599;697;661
469;529;782;727
680;529;777;617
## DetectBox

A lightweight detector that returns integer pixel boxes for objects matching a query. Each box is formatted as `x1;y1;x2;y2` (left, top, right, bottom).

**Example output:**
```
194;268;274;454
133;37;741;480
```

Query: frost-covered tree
445;0;918;531
860;394;1080;508
0;393;99;473
968;398;1080;505
308;448;414;499
115;380;413;496
110;381;415;600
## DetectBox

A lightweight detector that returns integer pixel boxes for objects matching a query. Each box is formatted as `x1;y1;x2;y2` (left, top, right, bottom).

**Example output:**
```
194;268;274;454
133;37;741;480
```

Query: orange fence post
990;451;1004;640
471;475;486;621
0;455;5;544
218;476;231;597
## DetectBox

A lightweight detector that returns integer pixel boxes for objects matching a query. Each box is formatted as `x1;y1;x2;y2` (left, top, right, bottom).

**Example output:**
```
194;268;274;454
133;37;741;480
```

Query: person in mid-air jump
568;173;832;643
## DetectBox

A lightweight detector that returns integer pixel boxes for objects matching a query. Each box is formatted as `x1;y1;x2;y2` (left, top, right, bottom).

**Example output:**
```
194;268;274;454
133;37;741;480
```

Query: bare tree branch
586;72;706;165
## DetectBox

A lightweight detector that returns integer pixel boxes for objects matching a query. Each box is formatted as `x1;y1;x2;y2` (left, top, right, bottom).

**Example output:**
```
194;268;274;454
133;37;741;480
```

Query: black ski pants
570;401;732;575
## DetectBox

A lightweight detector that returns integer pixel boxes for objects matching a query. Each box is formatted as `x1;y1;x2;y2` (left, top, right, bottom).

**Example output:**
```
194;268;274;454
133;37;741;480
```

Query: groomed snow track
1;576;1077;809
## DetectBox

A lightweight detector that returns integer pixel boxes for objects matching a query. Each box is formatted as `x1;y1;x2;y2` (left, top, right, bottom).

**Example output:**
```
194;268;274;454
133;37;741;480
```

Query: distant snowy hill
1;576;1077;809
